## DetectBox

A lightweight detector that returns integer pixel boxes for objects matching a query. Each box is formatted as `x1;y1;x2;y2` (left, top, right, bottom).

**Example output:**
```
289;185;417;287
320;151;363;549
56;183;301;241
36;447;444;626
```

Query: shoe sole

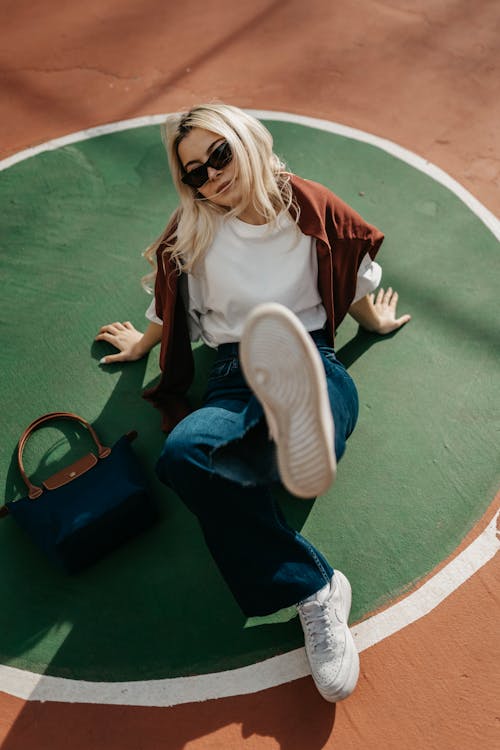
239;303;336;499
321;570;360;703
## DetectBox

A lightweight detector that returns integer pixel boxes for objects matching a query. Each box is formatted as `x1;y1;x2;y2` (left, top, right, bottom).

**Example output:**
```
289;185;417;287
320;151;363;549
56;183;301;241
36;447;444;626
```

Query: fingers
95;321;141;364
97;323;123;336
384;313;411;334
95;322;136;343
100;352;126;365
378;287;394;305
96;321;137;336
94;332;117;344
371;285;411;334
375;287;400;309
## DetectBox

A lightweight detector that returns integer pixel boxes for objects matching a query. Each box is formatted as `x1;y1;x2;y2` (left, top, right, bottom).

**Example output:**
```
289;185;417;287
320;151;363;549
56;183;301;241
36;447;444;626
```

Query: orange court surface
1;2;499;749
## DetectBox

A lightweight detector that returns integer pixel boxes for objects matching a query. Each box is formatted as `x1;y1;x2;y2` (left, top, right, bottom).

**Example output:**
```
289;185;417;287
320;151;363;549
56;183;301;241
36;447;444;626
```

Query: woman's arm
95;321;163;364
348;287;411;335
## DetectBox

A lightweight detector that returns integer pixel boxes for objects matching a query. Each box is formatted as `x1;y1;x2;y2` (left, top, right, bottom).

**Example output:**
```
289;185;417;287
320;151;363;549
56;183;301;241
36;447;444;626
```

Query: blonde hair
142;103;298;288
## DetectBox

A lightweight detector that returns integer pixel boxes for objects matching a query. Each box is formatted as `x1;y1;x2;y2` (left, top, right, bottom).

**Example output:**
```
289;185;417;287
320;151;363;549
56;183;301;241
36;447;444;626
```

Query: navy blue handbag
1;412;157;573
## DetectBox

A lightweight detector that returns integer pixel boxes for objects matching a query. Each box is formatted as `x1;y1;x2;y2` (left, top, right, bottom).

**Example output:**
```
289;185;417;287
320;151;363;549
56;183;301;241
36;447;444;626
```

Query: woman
96;104;410;702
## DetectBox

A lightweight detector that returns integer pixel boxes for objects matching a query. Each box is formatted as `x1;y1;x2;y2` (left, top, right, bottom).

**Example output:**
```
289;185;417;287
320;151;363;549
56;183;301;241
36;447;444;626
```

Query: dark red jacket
143;174;384;432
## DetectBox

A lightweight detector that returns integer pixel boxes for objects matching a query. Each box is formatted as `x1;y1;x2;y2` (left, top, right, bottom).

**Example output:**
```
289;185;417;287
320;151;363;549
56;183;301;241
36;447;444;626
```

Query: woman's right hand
95;321;145;364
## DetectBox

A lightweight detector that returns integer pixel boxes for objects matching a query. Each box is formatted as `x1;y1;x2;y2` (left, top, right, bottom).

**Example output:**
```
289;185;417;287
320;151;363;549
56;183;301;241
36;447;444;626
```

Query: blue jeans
156;330;359;616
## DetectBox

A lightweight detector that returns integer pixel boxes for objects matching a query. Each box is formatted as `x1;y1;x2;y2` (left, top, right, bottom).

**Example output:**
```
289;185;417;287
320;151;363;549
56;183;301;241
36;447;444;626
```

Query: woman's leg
157;318;360;700
156;403;333;616
234;306;361;702
155;326;359;616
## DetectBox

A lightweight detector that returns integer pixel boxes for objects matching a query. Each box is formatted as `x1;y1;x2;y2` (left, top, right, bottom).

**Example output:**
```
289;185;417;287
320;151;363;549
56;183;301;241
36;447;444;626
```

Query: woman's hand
348;288;411;335
369;287;412;334
95;321;146;364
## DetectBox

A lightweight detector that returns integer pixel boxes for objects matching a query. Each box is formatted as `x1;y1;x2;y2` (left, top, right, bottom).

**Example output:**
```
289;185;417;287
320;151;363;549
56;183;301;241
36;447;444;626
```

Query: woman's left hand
348;288;411;335
369;287;412;335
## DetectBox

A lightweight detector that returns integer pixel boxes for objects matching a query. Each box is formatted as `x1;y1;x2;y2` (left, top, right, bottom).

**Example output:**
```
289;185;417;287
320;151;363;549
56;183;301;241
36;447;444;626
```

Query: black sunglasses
181;141;233;188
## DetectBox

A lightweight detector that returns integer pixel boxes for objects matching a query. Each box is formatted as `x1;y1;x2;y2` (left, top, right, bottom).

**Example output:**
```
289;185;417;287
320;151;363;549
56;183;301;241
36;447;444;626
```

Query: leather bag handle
17;412;111;500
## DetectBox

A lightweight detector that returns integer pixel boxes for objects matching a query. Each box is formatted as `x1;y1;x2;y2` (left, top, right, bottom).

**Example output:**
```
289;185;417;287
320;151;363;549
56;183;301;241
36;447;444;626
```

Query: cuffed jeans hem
230;570;335;618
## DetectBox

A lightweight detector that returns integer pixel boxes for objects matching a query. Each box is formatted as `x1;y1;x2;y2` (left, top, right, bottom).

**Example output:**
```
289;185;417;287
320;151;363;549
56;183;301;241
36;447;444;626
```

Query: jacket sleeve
291;174;385;333
325;191;385;328
153;211;179;321
142;212;195;432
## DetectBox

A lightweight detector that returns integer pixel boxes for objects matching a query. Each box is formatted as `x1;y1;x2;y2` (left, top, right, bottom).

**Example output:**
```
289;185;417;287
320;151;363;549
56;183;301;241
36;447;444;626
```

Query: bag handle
17;412;111;500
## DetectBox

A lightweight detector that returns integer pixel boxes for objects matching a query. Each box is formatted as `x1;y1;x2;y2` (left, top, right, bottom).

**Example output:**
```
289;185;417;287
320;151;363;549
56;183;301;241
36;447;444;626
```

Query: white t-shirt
146;212;382;348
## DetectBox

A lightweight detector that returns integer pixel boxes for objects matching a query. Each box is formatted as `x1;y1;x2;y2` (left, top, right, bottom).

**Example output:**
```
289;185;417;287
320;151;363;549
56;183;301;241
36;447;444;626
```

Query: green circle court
0;119;498;681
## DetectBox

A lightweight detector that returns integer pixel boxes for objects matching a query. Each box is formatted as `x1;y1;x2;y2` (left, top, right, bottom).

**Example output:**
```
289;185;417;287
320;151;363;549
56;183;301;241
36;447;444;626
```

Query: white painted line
352;509;500;650
0;115;167;171
0;510;497;706
249;110;500;240
1;110;498;240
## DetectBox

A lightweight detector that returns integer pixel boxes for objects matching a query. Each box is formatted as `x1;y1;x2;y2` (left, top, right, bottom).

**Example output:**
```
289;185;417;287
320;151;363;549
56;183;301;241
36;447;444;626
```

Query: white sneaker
298;570;359;702
239;302;336;499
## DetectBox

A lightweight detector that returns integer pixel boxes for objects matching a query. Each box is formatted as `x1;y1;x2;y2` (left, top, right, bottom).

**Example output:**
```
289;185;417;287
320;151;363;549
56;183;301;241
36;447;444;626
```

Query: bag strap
17;412;111;500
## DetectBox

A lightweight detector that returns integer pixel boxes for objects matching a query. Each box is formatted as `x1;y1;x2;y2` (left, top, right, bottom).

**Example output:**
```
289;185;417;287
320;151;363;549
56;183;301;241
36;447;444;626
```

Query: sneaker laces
300;599;335;655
